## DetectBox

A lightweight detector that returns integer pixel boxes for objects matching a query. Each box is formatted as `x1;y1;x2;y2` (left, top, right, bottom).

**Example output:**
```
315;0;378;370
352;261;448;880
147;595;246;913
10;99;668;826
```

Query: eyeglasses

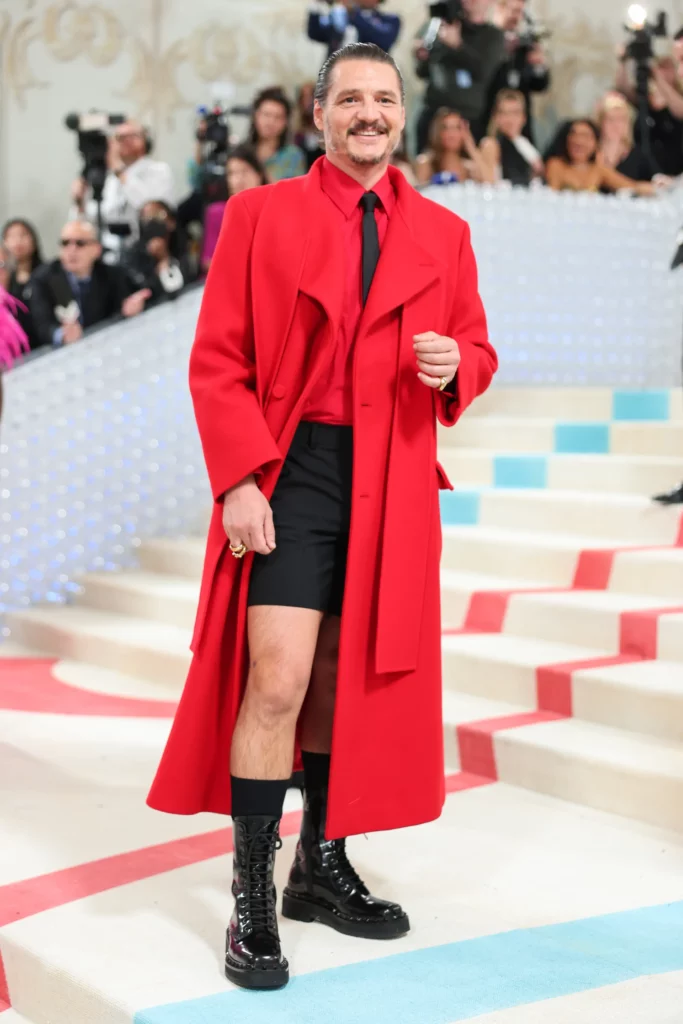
115;132;141;142
60;238;92;248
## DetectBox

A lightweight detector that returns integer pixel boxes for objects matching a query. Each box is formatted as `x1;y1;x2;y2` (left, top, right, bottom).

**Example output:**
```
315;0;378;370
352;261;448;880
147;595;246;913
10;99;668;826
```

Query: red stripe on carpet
536;654;641;715
0;660;176;718
463;589;558;633
457;711;562;778
620;606;683;659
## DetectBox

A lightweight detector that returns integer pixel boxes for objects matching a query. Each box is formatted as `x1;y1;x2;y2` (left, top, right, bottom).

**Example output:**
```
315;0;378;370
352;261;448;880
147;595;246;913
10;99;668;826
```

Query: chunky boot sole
282;890;410;939
225;954;289;990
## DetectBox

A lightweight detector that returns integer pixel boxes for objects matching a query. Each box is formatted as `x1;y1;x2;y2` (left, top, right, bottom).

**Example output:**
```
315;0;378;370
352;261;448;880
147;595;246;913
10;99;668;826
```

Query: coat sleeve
189;194;282;502
437;221;497;427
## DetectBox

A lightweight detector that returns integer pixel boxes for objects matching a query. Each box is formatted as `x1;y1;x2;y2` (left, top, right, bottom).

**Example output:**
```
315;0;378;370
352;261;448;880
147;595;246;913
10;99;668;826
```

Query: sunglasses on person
60;238;94;248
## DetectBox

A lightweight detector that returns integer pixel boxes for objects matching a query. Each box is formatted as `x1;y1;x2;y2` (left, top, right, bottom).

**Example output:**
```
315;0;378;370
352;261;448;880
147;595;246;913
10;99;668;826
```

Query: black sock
301;751;331;794
230;775;289;818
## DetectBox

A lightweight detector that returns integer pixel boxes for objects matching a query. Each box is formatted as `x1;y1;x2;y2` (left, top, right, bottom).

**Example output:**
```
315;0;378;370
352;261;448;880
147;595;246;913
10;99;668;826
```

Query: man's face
115;122;145;165
462;0;492;22
314;59;405;170
59;223;101;277
504;0;525;29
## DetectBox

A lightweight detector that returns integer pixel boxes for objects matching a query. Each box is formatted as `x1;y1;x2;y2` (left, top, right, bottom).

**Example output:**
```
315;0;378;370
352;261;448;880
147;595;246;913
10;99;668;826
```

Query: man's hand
414;332;461;389
121;288;152;318
438;21;462;49
71;178;87;208
62;321;83;345
223;474;276;556
413;37;430;61
526;44;546;67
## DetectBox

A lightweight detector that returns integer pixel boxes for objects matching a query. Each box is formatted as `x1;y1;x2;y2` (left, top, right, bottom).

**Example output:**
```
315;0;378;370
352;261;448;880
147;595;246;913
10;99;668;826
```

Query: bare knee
246;654;310;725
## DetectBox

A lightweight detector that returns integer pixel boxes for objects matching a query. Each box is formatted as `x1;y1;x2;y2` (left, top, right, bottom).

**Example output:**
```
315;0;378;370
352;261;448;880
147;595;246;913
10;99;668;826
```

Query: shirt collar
320;156;395;219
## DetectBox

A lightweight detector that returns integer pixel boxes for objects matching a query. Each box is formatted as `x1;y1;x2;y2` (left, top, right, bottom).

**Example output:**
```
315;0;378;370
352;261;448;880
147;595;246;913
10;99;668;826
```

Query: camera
65;111;126;205
624;4;667;63
195;104;251;208
423;0;464;49
516;10;551;51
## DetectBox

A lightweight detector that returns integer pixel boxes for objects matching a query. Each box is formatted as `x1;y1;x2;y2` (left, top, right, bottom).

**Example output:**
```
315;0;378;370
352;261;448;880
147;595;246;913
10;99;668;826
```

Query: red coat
147;162;497;839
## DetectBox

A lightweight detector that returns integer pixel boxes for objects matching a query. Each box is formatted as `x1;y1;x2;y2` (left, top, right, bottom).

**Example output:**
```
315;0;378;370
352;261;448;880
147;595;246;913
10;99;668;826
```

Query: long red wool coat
147;161;497;839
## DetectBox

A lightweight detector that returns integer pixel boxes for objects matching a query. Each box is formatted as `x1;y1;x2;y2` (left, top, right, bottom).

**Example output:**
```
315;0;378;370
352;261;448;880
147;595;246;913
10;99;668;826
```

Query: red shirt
303;157;396;426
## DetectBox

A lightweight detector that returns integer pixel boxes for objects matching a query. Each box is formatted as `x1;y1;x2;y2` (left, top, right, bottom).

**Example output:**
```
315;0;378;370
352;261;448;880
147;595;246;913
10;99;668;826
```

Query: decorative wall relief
2;6;45;106
43;2;123;66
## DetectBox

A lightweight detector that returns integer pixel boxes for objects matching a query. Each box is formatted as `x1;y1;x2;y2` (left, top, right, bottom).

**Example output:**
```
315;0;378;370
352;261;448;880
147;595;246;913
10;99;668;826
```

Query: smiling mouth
349;128;387;138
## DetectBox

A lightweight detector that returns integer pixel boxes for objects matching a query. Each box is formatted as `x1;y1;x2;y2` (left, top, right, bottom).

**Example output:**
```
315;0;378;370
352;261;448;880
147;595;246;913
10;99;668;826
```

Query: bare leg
230;605;324;780
299;614;340;754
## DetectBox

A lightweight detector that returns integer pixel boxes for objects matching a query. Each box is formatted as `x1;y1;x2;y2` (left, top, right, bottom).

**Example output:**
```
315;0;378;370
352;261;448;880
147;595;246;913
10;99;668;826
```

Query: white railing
2;186;682;624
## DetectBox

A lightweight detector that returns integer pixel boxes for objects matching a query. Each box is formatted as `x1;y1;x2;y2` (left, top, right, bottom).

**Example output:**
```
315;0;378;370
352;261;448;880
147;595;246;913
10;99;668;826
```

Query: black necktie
360;191;380;306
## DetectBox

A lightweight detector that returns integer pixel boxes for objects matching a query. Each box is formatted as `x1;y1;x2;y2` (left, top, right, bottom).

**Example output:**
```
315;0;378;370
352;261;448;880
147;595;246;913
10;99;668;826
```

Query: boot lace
326;838;365;893
240;825;282;933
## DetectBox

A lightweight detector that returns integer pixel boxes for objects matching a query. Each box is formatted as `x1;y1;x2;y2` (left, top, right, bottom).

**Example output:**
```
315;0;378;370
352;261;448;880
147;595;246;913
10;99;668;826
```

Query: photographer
484;0;550;144
616;51;683;176
70;120;175;260
415;0;505;153
122;201;194;308
307;1;401;58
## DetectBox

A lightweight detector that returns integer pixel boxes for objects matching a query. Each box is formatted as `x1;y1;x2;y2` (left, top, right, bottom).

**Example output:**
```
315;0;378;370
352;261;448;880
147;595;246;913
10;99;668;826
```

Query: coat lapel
362;169;443;331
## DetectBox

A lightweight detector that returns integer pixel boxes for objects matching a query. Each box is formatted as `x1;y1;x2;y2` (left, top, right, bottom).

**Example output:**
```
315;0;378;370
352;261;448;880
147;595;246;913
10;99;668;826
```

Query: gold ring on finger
229;542;248;559
438;375;449;391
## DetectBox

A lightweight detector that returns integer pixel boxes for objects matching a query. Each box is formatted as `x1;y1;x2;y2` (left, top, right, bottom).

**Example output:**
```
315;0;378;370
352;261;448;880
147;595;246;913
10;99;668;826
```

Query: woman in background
595;91;657;182
479;89;544;186
414;109;491;186
250;87;306;183
123;201;192;307
201;146;267;272
0;240;30;420
545;119;655;195
293;82;325;170
2;218;44;350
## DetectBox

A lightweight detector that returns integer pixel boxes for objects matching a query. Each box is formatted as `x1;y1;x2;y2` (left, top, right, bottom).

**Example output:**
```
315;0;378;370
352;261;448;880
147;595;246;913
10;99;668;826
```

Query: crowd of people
2;0;683;372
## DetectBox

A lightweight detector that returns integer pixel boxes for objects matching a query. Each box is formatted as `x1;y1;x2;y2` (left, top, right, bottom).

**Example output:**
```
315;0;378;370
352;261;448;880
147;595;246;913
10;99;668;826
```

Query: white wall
2;0;683;252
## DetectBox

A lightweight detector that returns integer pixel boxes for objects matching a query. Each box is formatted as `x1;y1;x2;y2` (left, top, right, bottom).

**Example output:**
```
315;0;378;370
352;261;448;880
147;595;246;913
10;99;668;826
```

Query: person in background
616;52;683;177
30;220;149;349
294;82;326;169
70;120;175;261
0;240;30;418
485;0;550;145
479;88;544;185
415;108;491;185
414;0;505;154
595;91;658;183
307;1;401;58
545;119;655;195
2;219;44;350
123;201;194;307
201;147;267;271
249;88;306;183
390;137;418;186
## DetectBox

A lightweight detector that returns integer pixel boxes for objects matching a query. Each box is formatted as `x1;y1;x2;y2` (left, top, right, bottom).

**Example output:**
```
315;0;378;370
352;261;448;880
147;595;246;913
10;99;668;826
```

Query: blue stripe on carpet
554;423;610;454
440;489;480;525
612;390;670;421
135;900;683;1024
493;456;547;489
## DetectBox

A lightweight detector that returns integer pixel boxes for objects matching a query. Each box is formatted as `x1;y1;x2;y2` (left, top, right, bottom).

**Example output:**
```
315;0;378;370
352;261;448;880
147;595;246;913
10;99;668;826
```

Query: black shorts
248;421;353;617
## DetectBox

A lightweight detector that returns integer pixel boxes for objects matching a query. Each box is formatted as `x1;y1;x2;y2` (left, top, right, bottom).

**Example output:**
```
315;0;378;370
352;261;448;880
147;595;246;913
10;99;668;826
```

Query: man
308;0;401;58
148;42;496;991
31;220;150;348
485;0;550;144
70;120;174;260
415;0;506;151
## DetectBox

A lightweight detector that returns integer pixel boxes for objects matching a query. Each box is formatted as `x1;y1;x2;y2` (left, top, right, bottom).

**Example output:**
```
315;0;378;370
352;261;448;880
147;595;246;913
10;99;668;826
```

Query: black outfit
294;131;326;171
307;5;401;58
30;260;133;349
8;270;41;350
497;133;535;186
248;421;353;617
484;46;550;144
614;145;657;182
415;21;506;152
633;105;683;177
123;243;193;308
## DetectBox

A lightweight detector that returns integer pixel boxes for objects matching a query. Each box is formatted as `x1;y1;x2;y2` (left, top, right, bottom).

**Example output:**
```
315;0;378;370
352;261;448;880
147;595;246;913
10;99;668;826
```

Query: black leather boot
225;816;289;989
282;785;410;939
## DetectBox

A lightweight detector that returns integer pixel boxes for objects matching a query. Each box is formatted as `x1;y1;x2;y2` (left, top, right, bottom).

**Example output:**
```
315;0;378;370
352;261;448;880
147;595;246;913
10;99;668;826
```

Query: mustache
348;121;389;136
